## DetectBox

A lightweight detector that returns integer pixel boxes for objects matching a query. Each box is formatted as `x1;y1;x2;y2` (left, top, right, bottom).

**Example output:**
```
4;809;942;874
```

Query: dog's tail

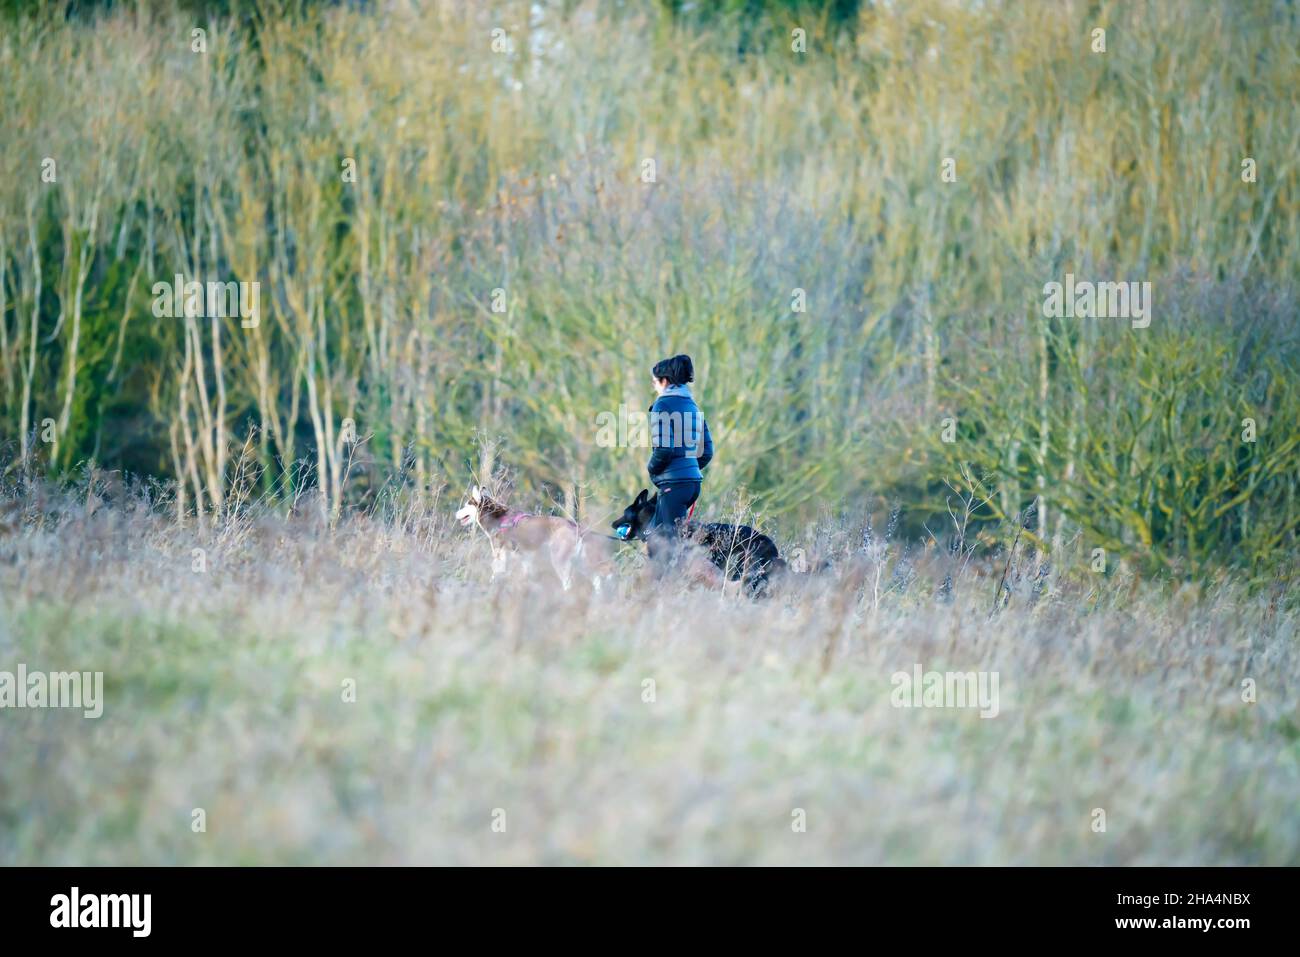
756;553;837;593
744;556;787;598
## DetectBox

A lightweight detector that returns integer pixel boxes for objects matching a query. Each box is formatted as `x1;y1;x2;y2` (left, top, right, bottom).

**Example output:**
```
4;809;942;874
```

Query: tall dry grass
0;475;1295;865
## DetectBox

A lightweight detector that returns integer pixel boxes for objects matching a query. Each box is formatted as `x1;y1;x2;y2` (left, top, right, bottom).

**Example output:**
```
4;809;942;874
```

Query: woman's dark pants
649;480;701;569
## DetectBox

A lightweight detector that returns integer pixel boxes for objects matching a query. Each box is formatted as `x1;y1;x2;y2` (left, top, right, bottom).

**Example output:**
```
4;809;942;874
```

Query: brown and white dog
455;486;618;591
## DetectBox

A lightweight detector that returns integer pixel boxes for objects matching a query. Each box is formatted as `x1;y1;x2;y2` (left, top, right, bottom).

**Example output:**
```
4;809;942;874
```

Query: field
2;480;1296;866
1;0;1298;868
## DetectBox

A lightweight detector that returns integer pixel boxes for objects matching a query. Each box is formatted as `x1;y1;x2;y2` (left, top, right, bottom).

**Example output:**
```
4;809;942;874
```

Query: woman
646;353;713;541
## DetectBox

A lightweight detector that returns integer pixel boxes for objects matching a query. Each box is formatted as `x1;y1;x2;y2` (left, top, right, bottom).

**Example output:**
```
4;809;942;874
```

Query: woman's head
651;354;694;392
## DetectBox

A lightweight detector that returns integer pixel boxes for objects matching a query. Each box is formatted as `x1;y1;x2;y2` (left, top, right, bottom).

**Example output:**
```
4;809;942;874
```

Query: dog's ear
634;488;648;506
470;485;481;504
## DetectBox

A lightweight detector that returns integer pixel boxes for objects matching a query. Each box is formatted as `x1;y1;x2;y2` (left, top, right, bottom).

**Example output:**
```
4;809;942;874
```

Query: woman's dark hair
652;354;694;386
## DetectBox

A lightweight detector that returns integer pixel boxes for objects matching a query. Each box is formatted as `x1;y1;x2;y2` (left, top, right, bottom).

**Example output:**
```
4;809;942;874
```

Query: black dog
612;489;786;595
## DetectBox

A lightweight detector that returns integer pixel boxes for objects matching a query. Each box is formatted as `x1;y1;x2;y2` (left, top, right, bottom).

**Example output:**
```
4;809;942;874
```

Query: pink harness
498;511;583;532
498;511;533;530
